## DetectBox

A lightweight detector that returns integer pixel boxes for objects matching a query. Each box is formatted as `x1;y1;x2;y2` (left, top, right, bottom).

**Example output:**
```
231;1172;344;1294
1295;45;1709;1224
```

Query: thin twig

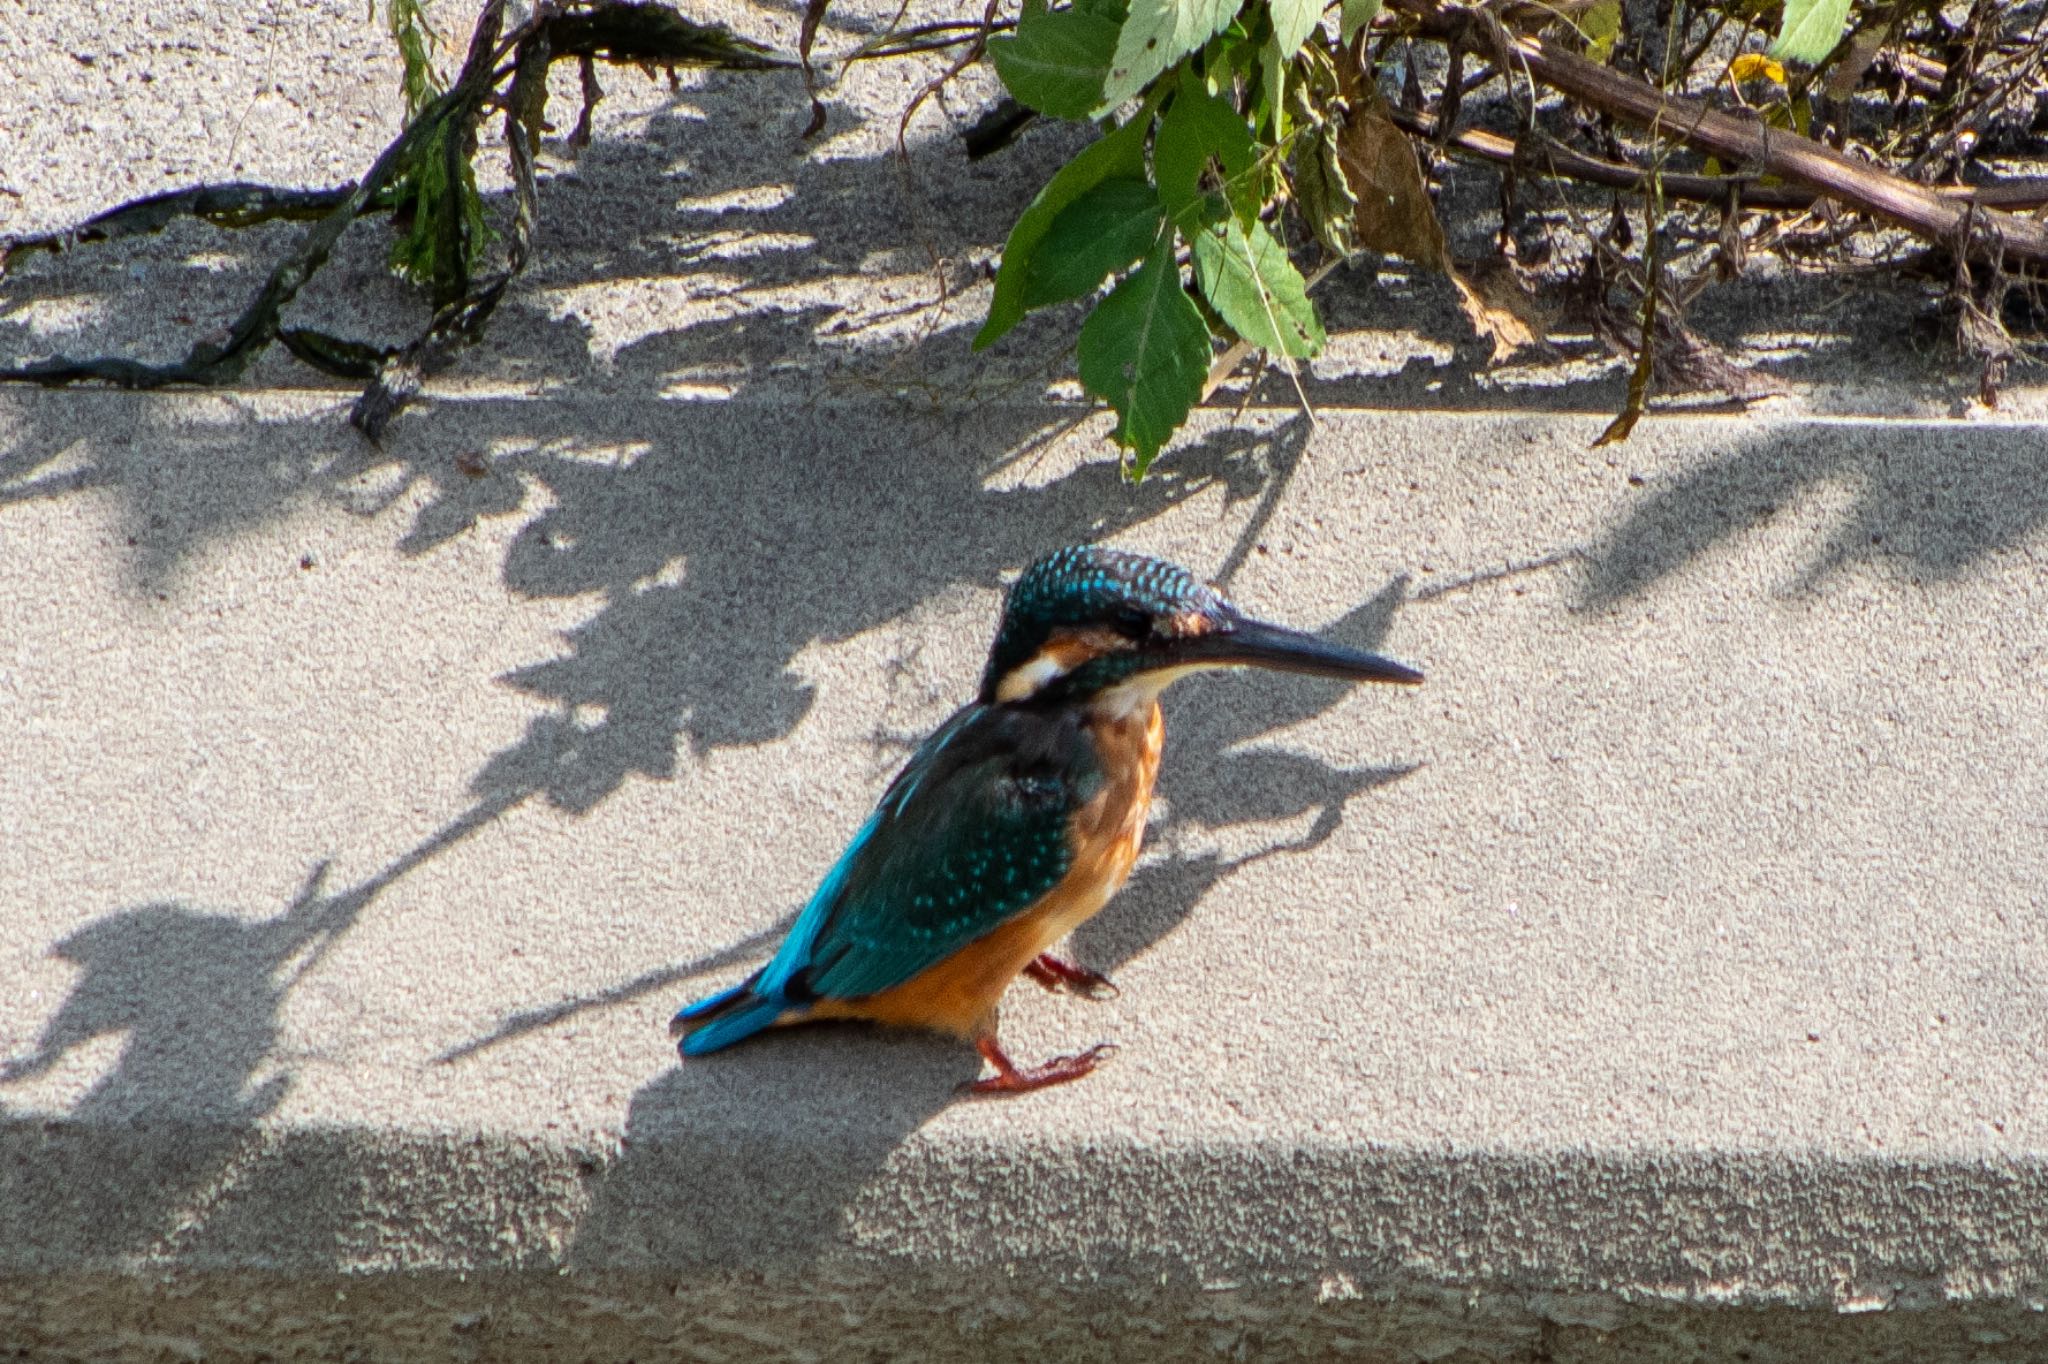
1386;0;2048;270
1;0;787;434
1385;105;2048;212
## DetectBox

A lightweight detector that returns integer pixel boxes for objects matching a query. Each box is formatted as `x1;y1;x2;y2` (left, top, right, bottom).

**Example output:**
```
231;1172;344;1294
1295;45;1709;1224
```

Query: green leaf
976;111;1151;350
1768;0;1850;64
1153;73;1260;229
1023;179;1165;307
1267;0;1320;59
1293;123;1360;257
988;3;1122;119
1077;235;1212;471
1263;0;1316;125
1190;217;1323;358
1073;0;1128;21
1339;0;1380;45
384;0;446;118
1258;30;1288;140
1099;0;1247;110
386;115;489;303
1203;14;1259;87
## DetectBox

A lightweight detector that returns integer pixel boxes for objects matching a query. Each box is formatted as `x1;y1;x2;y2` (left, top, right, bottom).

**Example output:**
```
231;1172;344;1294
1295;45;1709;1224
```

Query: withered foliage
4;0;2044;439
1;0;784;439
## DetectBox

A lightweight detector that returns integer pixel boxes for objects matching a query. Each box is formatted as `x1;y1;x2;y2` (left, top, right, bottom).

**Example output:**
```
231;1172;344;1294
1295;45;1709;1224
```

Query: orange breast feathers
811;702;1165;1040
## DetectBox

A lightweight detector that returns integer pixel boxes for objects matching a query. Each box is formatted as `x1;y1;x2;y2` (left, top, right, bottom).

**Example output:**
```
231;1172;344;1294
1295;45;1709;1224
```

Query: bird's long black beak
1167;616;1424;685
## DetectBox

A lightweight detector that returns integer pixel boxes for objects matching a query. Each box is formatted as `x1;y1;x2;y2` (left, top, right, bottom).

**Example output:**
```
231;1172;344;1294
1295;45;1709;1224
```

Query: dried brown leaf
1448;258;1545;362
1332;79;1449;270
1331;56;1546;364
1823;28;1886;99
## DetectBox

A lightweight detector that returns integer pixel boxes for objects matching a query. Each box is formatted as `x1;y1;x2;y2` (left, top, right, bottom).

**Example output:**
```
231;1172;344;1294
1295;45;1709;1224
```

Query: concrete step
7;394;2047;1361
5;3;2047;1360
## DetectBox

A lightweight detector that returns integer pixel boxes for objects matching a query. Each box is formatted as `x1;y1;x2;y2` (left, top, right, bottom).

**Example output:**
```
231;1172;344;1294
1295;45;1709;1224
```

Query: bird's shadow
0;796;507;1262
567;1024;972;1268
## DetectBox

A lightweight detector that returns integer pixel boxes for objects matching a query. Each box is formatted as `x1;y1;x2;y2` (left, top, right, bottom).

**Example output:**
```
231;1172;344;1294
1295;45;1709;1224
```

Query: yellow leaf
1581;0;1620;63
1727;52;1786;85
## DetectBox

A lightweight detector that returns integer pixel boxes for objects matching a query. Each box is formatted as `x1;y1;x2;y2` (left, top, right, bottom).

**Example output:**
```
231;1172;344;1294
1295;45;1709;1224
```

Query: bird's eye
1112;605;1152;639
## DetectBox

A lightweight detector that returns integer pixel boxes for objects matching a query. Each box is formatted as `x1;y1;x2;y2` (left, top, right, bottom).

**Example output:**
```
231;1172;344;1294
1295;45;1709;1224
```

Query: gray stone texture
4;0;2046;1359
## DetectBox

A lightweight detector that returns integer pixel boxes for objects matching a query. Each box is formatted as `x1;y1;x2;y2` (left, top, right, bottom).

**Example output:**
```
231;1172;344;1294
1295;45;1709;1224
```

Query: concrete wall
5;1;2047;1358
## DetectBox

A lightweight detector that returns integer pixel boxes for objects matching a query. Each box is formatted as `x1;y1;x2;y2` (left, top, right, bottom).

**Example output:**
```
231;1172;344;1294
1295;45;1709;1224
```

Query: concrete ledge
8;1094;2048;1357
9;1115;2048;1294
7;2;2048;1358
7;398;2048;1360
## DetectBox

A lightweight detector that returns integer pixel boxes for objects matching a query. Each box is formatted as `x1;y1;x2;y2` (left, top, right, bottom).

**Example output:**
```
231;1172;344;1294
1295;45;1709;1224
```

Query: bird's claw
1023;953;1119;1000
964;1038;1117;1096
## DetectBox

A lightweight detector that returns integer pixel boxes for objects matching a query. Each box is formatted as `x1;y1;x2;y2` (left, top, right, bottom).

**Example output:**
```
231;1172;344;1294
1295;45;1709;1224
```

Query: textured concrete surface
6;1;2048;1360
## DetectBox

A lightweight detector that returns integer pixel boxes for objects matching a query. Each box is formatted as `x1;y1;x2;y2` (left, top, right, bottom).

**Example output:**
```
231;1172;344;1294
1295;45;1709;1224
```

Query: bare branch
1388;0;2048;271
1385;106;2048;213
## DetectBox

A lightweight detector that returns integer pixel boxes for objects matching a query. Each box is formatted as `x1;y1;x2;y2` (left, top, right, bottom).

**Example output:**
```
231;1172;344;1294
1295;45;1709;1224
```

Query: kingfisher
671;545;1422;1094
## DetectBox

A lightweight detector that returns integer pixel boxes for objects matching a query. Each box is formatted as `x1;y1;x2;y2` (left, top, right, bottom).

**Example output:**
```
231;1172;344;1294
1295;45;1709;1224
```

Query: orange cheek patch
994;629;1133;702
1048;630;1116;665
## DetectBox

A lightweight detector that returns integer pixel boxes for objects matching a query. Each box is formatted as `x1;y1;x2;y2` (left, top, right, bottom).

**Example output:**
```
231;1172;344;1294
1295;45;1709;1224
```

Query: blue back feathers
675;546;1206;1058
674;698;1101;1054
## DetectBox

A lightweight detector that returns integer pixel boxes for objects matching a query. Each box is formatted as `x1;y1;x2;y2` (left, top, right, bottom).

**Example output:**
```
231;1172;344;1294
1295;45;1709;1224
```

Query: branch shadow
12;52;1993;501
1069;574;1424;975
0;793;517;1262
1578;422;2048;608
445;401;1285;814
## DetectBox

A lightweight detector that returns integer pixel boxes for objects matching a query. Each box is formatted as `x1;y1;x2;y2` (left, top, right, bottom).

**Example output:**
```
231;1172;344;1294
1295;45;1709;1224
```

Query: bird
671;545;1422;1095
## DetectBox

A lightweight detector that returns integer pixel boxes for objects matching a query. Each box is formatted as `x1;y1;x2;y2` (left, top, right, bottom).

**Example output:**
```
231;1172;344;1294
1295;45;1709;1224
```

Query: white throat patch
1091;662;1223;719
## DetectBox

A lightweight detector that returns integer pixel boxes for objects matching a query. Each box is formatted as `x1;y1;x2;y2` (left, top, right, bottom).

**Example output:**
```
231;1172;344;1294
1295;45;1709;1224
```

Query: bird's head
978;546;1423;711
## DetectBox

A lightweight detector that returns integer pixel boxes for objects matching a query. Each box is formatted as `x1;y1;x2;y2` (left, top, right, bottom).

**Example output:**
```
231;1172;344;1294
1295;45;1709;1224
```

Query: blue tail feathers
671;975;786;1057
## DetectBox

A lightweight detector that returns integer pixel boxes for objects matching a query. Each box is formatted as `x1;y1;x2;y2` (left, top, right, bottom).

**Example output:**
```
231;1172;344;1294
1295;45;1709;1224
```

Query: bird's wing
754;702;1102;1003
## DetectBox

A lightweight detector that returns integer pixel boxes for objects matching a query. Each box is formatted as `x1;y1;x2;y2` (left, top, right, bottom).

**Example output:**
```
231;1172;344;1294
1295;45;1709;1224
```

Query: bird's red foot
965;1036;1116;1096
1023;953;1119;1000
